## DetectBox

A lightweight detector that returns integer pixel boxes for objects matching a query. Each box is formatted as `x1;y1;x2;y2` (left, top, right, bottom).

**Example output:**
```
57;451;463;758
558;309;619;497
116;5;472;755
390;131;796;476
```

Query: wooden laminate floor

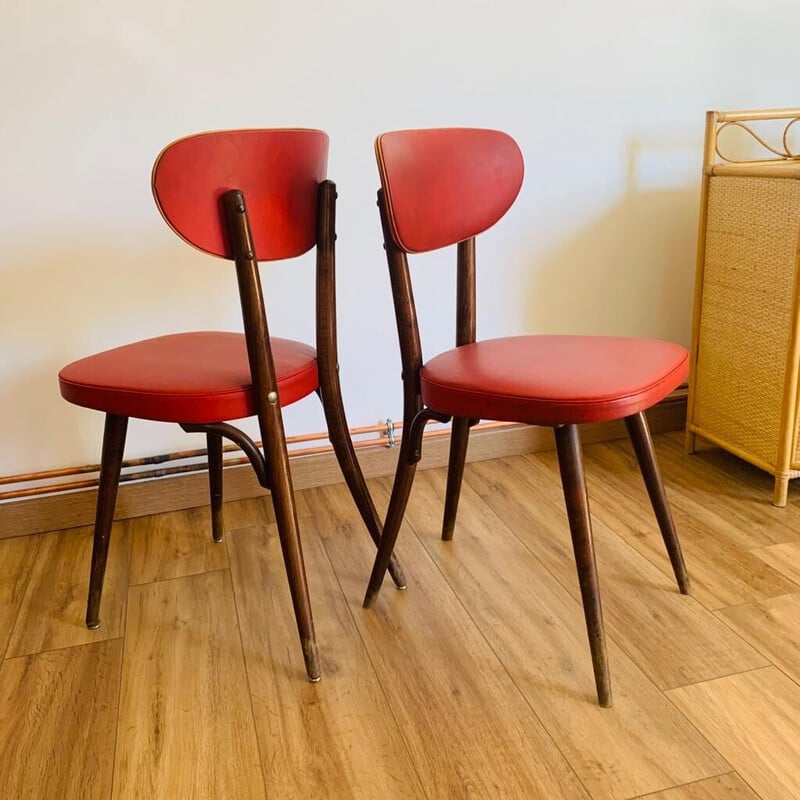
1;432;799;799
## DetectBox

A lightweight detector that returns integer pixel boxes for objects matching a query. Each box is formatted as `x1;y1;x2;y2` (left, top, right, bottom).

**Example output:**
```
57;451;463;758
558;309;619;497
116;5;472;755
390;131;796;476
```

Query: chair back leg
86;413;128;629
553;424;612;707
206;432;224;543
624;412;691;594
441;416;471;541
362;425;425;608
319;385;407;588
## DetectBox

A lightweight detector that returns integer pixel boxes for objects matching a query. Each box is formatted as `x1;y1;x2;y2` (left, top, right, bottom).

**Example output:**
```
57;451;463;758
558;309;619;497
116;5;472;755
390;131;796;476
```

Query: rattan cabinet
686;107;800;506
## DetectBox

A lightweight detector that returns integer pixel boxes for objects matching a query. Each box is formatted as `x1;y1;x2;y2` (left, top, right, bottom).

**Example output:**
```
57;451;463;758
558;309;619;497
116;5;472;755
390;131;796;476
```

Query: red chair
59;129;405;681
363;128;690;706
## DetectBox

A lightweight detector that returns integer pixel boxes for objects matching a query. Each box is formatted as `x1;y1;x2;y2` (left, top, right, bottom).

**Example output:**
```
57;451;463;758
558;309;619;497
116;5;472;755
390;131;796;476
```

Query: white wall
2;0;799;475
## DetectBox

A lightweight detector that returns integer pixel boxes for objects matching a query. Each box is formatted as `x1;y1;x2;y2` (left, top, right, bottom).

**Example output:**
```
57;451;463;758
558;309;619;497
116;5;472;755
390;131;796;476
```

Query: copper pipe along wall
0;421;511;501
0;421;397;488
0;386;688;502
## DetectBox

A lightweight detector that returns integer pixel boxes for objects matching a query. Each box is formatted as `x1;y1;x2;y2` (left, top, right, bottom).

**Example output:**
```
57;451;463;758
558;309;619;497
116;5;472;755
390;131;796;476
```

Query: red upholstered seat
420;335;688;425
59;332;318;423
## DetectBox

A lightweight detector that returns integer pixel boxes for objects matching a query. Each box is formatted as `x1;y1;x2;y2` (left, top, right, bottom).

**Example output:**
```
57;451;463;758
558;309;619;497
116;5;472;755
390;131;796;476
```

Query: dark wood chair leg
264;437;320;682
207;432;224;543
624;412;690;594
86;413;128;630
319;388;407;588
553;424;612;708
363;407;449;608
441;416;471;541
362;409;430;608
362;454;418;609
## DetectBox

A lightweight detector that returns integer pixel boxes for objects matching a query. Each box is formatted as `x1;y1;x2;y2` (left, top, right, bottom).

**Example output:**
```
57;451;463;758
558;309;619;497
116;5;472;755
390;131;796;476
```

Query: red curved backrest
152;129;328;261
375;128;524;254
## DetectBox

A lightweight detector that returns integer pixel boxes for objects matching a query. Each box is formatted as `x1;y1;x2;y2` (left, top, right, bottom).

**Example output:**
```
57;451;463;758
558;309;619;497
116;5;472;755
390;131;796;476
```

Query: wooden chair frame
87;180;405;682
363;188;690;706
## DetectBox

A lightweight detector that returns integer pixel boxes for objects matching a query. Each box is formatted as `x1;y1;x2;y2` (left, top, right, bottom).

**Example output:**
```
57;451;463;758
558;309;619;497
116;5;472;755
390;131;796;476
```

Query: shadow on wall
0;232;236;473
527;139;701;344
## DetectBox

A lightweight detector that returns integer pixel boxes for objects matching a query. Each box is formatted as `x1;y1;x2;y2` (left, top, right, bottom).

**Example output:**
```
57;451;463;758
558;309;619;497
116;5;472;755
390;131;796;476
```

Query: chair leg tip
595;680;612;708
303;640;321;682
86;620;100;630
362;589;377;609
389;564;408;589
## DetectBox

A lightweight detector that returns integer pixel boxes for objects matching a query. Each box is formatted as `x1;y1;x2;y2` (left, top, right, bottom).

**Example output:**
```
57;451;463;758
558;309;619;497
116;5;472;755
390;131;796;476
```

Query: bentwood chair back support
58;129;404;682
363;128;691;706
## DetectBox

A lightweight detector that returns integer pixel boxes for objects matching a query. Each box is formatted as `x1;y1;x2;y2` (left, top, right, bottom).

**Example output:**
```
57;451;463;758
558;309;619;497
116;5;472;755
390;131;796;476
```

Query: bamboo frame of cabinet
686;108;800;506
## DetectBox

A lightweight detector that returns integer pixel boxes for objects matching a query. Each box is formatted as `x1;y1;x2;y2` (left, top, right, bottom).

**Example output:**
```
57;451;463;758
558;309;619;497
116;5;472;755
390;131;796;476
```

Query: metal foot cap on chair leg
304;640;321;683
86;620;101;630
389;558;408;590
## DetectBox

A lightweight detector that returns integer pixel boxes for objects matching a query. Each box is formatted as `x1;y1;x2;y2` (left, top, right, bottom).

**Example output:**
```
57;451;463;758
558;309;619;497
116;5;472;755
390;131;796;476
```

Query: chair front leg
263;427;320;682
553;424;612;708
624;412;690;594
207;431;224;543
441;416;471;541
86;413;128;629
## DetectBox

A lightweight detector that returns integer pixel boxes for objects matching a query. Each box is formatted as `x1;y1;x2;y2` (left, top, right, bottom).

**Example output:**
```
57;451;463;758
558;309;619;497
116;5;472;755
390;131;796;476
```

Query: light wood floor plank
395;469;729;800
467;457;769;689
6;433;800;799
222;492;312;531
6;524;131;658
658;434;800;541
718;592;800;686
127;506;228;585
586;439;794;552
0;639;122;800
751;541;800;584
570;445;799;609
633;773;761;799
227;521;426;800
683;433;800;525
311;481;592;800
0;535;40;658
113;570;265;800
667;667;800;800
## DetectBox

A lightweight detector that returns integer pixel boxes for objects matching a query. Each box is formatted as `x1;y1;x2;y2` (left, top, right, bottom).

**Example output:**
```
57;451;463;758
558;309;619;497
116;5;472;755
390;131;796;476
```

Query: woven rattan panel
694;175;800;469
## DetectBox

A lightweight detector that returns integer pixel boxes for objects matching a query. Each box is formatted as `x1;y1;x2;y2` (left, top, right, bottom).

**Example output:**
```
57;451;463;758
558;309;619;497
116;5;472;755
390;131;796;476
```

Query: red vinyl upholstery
61;129;328;426
153;129;328;260
376;128;523;253
421;335;688;425
59;332;318;423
